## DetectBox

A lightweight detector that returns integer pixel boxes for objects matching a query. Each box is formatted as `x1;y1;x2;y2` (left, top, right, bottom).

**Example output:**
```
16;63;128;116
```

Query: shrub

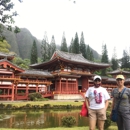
28;93;42;101
6;104;13;109
61;115;76;127
104;111;111;129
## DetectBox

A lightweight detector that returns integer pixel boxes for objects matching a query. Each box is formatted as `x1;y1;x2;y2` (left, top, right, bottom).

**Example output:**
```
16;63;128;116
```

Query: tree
30;40;38;64
72;32;79;54
90;50;94;61
79;32;87;58
41;32;50;62
101;44;109;75
120;49;130;69
101;44;109;63
111;47;119;70
0;0;22;41
60;32;68;52
86;45;91;60
50;35;56;57
68;38;73;53
0;39;11;53
12;57;30;69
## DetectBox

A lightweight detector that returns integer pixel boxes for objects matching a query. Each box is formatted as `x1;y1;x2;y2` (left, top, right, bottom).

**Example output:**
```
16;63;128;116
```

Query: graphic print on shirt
89;90;95;101
94;90;102;104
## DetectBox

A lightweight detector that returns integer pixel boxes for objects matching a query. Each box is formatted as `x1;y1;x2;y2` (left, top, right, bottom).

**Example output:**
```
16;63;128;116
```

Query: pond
0;109;89;129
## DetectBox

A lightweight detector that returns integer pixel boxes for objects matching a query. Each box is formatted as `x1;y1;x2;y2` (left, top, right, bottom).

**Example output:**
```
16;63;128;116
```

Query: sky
13;0;130;59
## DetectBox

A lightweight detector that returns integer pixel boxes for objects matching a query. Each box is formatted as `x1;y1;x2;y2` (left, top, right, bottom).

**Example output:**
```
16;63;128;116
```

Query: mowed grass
0;126;118;130
1;100;83;107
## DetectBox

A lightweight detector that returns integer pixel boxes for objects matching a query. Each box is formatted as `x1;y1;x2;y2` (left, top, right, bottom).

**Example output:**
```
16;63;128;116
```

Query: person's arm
111;98;115;110
85;97;89;108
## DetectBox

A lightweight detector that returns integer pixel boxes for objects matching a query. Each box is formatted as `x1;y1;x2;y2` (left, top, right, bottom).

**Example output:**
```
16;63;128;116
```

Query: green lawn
0;126;118;130
1;100;83;107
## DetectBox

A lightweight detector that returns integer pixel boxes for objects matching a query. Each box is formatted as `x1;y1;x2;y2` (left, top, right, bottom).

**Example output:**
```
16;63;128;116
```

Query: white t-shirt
85;86;110;109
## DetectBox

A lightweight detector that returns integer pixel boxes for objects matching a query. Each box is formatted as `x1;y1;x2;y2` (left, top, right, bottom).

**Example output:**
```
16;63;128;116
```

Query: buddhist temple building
30;50;111;100
0;52;52;101
1;50;130;101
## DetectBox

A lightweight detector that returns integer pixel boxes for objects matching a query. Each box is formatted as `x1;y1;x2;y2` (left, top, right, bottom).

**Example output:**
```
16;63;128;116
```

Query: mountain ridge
2;27;101;60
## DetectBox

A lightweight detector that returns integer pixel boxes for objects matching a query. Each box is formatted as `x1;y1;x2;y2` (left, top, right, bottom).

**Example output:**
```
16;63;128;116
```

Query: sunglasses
94;79;101;82
116;78;123;81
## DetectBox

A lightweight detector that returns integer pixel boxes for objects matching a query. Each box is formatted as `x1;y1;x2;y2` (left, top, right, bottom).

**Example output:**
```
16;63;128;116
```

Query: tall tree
111;47;119;70
50;35;56;57
69;38;73;53
72;32;79;54
86;45;91;60
79;32;87;58
41;32;50;62
0;0;22;41
30;40;38;64
90;50;94;61
60;32;68;52
101;44;109;63
121;49;130;69
101;44;109;75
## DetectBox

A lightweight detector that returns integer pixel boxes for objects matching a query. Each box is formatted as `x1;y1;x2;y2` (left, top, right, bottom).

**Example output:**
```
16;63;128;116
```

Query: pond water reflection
0;109;89;129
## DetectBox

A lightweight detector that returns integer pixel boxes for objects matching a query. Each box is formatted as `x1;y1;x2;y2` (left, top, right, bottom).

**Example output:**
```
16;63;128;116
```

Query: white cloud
13;0;130;59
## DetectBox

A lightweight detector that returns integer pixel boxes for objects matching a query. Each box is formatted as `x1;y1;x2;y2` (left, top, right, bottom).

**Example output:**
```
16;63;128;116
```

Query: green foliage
61;115;76;127
60;32;68;52
0;39;10;53
90;50;94;61
111;58;119;70
28;93;42;101
0;0;22;40
12;57;30;69
86;45;91;60
68;38;73;53
79;32;87;58
101;44;109;75
30;40;38;64
41;32;50;62
72;32;80;54
104;111;111;129
101;44;109;63
50;35;56;56
0;89;3;94
120;50;130;69
86;45;94;61
0;115;3;119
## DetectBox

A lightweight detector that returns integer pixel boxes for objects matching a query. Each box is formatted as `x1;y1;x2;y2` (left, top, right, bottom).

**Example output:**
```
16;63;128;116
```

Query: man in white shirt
85;75;110;130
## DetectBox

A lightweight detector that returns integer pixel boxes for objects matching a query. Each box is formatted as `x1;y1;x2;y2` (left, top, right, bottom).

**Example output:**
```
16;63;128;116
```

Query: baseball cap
116;75;125;80
93;75;102;81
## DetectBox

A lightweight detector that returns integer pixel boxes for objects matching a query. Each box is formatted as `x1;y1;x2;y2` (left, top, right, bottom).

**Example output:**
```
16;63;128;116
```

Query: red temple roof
0;59;24;73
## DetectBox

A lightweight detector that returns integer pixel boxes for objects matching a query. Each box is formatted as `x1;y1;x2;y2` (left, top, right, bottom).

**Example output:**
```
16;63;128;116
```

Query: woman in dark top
111;74;130;130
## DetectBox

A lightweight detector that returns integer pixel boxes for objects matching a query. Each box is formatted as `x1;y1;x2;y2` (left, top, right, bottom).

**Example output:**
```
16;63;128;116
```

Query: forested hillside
2;28;42;59
2;27;101;60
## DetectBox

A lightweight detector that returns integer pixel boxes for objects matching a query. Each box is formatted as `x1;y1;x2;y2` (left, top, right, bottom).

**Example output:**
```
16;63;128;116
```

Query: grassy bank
1;100;83;107
0;126;118;130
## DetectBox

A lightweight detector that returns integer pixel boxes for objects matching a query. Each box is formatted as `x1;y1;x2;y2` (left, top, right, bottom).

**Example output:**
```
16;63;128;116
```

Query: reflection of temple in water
0;110;89;128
